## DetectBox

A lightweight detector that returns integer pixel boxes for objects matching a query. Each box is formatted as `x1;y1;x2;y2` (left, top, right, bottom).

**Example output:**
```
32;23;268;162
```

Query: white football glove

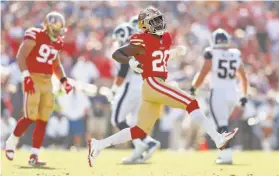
176;45;187;56
169;45;187;59
108;84;118;103
129;57;143;73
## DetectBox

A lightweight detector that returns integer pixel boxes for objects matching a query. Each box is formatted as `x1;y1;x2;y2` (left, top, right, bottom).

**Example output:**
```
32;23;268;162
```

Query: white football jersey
204;47;242;89
118;63;142;88
113;23;142;89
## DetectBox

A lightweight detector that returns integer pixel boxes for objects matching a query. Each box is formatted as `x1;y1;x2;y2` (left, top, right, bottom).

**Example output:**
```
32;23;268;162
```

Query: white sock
99;128;132;149
7;133;19;143
6;133;19;147
132;139;147;148
262;138;271;151
31;147;40;156
143;136;154;143
190;109;221;143
219;148;232;160
132;139;143;146
6;133;19;150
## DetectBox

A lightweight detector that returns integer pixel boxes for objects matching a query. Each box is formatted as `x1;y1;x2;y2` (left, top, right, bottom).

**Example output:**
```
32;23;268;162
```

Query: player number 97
36;44;58;65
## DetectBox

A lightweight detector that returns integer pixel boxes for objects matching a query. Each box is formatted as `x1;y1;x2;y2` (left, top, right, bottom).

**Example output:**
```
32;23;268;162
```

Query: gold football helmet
138;6;166;35
44;11;66;41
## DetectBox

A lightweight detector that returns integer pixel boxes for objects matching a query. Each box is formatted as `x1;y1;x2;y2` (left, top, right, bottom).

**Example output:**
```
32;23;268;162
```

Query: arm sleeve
23;28;37;41
129;34;145;47
203;47;213;60
117;64;129;78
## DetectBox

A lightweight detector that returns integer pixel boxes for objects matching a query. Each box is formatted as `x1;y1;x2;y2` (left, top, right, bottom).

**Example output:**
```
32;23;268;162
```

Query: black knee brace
116;121;130;131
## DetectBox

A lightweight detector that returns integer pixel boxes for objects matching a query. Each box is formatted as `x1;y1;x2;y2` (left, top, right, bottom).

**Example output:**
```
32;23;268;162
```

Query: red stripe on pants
146;78;188;106
151;77;193;102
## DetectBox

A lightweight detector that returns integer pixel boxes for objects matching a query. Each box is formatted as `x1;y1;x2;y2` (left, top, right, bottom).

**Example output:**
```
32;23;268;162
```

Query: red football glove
24;76;35;94
62;81;73;94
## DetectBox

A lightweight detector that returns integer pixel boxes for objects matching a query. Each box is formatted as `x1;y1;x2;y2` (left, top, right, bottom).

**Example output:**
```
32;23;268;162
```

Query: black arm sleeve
117;64;129;78
203;48;213;60
204;51;213;60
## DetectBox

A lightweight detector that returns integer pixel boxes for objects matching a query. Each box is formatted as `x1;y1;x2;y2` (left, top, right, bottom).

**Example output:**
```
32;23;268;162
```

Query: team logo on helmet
139;12;147;21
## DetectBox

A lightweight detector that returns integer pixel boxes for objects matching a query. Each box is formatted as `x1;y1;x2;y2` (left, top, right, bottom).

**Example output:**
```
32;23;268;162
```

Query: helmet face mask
44;12;66;41
211;28;230;48
148;15;166;35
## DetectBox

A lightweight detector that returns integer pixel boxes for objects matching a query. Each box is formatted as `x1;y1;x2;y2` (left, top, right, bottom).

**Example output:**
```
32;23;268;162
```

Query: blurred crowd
1;1;279;151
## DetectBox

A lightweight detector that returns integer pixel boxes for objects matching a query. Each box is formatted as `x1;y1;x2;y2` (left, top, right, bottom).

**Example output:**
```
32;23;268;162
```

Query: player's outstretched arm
237;64;248;106
190;60;212;95
17;39;36;72
53;54;73;94
111;64;129;93
112;44;145;64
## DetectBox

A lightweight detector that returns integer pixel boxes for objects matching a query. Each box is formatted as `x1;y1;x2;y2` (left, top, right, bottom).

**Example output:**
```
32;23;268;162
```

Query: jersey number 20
218;59;237;79
36;44;58;65
152;50;169;72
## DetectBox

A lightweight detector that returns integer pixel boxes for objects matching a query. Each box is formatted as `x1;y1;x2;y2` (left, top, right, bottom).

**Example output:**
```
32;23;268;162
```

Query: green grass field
1;149;279;176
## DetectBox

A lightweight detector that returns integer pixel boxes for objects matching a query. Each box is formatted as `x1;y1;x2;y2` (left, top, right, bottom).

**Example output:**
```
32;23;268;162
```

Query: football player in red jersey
88;7;239;167
5;12;72;166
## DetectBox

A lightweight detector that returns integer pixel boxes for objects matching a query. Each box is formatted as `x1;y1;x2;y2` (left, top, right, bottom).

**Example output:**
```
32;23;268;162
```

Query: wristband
22;70;30;78
60;77;67;84
190;86;196;91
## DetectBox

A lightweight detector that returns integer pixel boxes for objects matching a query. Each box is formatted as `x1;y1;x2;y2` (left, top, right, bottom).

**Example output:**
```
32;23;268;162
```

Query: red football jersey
23;27;64;75
129;32;172;79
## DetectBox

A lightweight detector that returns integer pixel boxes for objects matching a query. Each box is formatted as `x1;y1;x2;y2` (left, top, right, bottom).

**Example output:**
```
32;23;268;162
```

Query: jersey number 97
36;44;58;65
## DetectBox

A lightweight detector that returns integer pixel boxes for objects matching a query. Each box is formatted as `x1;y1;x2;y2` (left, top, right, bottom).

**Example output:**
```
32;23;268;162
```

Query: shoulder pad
57;37;64;49
129;33;145;47
162;32;172;45
229;48;241;57
203;47;213;60
24;27;42;41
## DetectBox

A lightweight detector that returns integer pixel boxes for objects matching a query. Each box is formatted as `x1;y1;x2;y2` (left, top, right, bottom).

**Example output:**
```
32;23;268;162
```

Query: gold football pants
137;77;195;133
23;73;54;122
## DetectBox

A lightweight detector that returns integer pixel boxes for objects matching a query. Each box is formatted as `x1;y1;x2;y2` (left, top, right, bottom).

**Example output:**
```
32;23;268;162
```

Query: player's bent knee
130;126;147;139
27;116;37;121
38;116;49;122
186;99;200;113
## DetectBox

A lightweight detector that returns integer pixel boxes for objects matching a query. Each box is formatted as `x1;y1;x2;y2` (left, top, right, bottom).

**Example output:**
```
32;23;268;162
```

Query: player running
88;7;239;167
5;12;73;166
190;28;248;164
111;21;160;164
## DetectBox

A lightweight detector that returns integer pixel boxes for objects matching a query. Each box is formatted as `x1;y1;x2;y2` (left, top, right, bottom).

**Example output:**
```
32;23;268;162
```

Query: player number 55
218;59;237;79
152;50;169;72
36;44;58;65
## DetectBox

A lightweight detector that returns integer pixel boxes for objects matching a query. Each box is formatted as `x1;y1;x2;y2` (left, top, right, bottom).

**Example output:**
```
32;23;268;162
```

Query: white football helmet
112;23;135;46
211;28;231;48
138;6;166;36
129;16;141;32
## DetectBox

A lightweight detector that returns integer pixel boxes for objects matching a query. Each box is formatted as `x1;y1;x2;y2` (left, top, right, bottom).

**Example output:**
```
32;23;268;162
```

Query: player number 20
36;44;58;65
152;50;169;72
